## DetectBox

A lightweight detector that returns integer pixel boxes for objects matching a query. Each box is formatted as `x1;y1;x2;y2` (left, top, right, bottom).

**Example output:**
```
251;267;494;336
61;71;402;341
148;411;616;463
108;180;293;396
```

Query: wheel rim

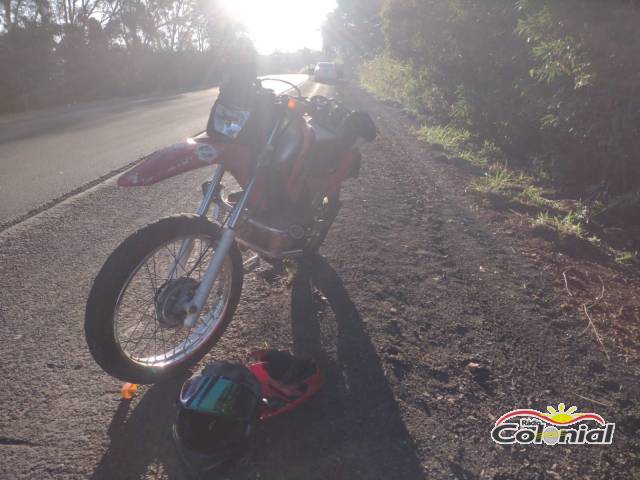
113;234;232;368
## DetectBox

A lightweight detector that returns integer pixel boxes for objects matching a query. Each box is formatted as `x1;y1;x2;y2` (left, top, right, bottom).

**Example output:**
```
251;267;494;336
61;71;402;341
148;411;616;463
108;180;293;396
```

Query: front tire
85;215;243;384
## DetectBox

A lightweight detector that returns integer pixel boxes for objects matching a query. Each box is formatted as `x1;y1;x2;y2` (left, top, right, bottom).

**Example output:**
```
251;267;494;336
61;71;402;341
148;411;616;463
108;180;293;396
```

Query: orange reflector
121;382;138;400
287;99;298;110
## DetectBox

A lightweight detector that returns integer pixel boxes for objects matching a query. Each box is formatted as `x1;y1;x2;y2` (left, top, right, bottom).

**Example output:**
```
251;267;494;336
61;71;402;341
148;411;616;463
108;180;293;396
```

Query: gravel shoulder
1;83;638;480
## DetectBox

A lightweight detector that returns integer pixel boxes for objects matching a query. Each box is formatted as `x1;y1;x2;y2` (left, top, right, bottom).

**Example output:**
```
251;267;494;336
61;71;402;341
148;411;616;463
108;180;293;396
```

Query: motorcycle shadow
91;254;425;480
90;373;188;480
239;254;426;480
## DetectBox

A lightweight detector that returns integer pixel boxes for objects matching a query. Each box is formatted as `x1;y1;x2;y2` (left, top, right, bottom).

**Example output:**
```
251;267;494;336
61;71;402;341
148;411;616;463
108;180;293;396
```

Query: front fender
118;139;255;187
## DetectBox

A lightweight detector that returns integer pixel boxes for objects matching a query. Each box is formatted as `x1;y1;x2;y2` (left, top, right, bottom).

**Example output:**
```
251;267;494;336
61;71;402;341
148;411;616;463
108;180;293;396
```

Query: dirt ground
10;84;638;480
227;85;640;479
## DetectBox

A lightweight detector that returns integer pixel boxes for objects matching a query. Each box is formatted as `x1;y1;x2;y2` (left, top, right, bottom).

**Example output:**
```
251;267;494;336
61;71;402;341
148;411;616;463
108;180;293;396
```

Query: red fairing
306;148;362;200
118;139;256;187
286;124;315;200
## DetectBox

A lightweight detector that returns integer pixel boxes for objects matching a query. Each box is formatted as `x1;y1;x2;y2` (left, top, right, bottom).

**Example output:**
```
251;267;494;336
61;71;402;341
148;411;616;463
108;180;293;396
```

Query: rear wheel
85;215;243;384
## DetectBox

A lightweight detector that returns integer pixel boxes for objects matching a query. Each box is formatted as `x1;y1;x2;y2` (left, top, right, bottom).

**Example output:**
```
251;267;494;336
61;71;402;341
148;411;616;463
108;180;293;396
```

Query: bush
356;0;640;195
358;54;436;115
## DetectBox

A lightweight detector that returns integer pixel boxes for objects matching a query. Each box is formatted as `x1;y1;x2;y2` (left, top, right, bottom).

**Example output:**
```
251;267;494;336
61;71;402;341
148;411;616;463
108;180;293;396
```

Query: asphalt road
0;74;308;224
0;77;333;480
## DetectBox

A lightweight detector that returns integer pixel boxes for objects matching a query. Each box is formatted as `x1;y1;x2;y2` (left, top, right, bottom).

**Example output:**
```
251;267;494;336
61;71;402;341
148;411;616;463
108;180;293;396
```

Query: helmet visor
181;376;258;419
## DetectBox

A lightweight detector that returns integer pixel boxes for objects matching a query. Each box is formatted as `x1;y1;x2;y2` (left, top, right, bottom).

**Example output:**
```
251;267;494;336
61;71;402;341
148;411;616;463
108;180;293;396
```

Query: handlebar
254;83;376;145
258;77;303;98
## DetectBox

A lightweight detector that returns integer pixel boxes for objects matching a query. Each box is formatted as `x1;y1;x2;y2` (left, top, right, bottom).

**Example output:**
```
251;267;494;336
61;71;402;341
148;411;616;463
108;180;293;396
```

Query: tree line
0;0;254;113
325;0;640;196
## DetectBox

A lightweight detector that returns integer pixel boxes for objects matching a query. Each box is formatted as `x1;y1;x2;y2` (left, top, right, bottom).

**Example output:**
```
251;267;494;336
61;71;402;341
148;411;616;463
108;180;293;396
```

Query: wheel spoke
114;235;232;367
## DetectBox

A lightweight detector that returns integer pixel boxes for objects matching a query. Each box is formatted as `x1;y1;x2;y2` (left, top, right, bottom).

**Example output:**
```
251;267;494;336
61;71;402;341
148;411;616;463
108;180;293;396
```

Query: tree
340;0;640;192
322;0;384;60
0;0;255;112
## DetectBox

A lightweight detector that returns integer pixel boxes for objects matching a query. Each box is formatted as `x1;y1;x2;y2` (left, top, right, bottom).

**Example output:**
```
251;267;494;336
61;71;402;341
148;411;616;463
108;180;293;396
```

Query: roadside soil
221;85;640;479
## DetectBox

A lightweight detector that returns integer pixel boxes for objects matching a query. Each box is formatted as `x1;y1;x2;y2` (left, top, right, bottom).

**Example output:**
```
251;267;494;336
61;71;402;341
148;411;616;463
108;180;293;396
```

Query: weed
486;168;515;191
520;185;556;208
413;124;502;167
534;211;584;237
615;251;636;264
588;235;601;246
414;124;470;150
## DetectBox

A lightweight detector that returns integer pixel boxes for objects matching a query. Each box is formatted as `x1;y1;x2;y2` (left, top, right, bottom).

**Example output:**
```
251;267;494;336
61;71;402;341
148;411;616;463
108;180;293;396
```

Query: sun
544;403;579;424
220;0;337;54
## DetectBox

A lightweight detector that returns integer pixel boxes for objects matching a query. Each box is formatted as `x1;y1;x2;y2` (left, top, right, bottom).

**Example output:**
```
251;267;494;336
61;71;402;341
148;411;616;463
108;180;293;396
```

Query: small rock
385;345;400;356
390;307;398;314
467;362;481;370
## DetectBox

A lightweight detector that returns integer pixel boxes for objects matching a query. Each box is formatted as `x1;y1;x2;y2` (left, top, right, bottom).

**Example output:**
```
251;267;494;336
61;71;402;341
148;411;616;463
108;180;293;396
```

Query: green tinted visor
180;376;258;419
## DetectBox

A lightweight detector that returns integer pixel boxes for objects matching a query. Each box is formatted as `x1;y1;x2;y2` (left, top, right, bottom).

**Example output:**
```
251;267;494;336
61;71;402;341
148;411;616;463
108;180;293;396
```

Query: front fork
167;164;226;280
180;164;258;328
179;116;282;328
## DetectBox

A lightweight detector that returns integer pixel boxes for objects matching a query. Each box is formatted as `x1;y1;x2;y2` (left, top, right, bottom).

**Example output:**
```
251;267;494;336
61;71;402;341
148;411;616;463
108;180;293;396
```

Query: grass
413;124;502;167
411;120;562;211
521;185;546;206
358;55;502;168
519;184;563;209
415;124;471;151
358;54;433;115
357;56;615;255
534;211;585;237
472;167;516;193
615;251;637;265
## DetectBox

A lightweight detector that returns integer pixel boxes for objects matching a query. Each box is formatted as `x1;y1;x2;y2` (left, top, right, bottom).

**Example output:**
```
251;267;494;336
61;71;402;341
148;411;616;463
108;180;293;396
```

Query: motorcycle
84;74;376;384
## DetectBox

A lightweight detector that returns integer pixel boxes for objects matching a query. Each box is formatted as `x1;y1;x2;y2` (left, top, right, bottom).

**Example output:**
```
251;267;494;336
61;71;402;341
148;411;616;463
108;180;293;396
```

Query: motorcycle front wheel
84;214;243;384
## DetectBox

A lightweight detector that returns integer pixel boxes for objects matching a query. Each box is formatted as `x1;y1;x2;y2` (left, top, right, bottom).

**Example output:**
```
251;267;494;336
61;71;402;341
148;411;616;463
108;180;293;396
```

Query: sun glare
220;0;337;54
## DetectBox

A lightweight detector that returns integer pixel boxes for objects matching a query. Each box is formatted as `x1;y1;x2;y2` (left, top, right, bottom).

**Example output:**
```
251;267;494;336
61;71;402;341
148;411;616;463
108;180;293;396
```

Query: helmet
172;362;262;478
247;350;325;421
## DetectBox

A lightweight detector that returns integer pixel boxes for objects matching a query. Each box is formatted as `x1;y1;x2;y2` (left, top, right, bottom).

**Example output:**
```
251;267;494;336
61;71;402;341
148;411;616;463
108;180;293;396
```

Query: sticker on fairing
196;144;218;164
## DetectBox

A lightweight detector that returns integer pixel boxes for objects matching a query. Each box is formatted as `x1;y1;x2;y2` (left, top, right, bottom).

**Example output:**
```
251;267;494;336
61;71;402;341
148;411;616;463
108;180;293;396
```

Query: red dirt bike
84;76;376;384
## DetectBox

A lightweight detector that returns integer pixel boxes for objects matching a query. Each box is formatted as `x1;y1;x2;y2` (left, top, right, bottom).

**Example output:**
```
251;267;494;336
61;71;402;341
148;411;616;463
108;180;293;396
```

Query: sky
220;0;337;54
